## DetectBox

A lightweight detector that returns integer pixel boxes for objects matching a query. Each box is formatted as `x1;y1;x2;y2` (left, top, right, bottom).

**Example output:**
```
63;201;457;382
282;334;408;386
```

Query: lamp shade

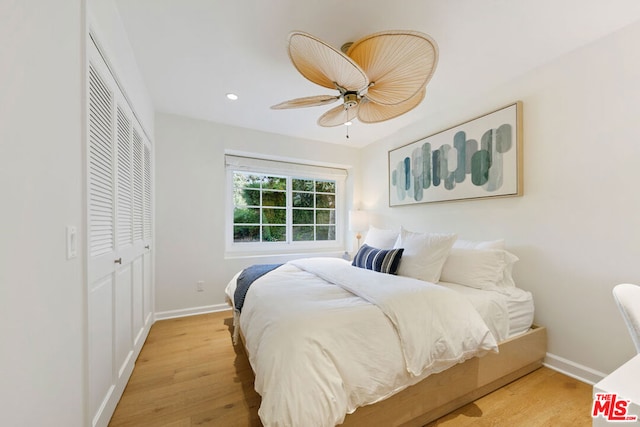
348;210;368;232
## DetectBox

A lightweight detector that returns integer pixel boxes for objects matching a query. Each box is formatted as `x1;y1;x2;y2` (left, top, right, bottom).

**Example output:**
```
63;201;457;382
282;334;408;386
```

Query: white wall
0;1;85;425
359;20;640;379
154;113;359;315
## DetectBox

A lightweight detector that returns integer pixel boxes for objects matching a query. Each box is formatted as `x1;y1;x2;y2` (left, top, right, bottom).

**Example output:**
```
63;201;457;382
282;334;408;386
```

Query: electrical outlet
197;281;204;292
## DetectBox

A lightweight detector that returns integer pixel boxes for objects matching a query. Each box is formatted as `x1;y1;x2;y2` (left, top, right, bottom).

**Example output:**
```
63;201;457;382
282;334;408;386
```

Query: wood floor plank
109;311;593;427
426;367;593;426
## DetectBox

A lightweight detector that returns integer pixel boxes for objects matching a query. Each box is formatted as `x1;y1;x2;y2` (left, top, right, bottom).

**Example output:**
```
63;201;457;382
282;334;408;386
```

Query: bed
225;230;546;427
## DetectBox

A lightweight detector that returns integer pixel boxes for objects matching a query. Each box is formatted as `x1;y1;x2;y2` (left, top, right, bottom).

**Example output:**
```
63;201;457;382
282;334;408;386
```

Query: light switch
66;226;77;259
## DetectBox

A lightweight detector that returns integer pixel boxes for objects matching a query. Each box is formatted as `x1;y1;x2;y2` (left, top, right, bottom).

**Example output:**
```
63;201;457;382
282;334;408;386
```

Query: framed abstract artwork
388;101;522;206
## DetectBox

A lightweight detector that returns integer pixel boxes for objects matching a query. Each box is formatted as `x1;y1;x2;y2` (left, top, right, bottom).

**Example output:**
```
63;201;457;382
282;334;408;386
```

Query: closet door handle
144;245;150;249
114;257;122;264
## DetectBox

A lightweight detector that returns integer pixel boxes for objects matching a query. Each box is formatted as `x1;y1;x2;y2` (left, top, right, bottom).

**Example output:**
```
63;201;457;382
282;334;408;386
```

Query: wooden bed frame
238;324;547;426
342;325;547;426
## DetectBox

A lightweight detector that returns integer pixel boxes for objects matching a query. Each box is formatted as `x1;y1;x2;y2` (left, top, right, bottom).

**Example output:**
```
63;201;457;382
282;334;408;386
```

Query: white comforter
232;257;499;427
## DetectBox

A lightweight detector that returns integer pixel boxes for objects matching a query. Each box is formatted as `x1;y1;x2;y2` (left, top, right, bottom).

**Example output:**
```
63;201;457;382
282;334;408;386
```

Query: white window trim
225;155;347;257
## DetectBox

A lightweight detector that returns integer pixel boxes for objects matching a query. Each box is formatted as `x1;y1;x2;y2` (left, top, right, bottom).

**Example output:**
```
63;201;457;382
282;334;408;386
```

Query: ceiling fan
271;30;439;129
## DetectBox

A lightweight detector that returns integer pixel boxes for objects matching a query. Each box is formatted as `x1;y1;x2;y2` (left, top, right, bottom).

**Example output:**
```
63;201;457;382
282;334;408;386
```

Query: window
226;155;346;253
233;173;287;242
292;178;336;241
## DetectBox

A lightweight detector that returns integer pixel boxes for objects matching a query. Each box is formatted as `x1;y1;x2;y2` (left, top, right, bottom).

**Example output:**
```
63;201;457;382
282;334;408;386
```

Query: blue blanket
234;264;282;313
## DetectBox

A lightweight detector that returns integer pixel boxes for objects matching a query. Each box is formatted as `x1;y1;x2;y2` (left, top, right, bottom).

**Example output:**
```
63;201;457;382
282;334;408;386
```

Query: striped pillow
352;244;404;275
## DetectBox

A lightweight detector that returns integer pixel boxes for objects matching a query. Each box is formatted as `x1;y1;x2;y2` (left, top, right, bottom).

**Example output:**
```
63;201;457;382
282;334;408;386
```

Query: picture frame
388;101;522;206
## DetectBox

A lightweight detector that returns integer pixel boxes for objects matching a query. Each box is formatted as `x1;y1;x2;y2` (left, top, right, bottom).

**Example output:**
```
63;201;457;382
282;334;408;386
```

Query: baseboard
154;303;231;321
544;352;607;385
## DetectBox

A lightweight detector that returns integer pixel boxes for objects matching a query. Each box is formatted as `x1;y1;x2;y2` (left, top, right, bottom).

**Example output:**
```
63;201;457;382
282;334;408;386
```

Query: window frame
225;155;347;256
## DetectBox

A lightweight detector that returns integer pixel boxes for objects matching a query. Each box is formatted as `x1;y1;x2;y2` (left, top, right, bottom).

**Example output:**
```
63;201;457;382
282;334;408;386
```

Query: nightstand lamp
348;210;368;250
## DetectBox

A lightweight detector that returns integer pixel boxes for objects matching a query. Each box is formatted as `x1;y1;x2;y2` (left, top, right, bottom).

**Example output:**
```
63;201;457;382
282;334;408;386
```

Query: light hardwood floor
109;311;594;427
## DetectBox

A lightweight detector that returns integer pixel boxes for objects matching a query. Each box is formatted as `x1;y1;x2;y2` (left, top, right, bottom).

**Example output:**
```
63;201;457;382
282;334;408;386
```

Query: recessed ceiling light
226;93;238;101
344;121;352;126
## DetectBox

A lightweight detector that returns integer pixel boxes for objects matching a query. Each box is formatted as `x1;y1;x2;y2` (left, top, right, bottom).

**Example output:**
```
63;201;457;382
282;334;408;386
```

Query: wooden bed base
342;325;547;426
239;325;546;426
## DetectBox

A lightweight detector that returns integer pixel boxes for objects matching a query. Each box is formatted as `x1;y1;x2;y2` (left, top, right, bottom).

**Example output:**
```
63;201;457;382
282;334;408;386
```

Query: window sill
224;247;348;261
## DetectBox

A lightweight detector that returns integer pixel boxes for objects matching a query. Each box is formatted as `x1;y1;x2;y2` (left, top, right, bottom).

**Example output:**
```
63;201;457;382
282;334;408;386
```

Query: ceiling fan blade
288;31;369;91
358;89;425;124
271;95;339;109
347;31;438;105
317;104;358;127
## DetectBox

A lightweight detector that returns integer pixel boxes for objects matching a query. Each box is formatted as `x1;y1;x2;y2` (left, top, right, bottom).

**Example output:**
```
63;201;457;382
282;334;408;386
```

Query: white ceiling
114;0;640;147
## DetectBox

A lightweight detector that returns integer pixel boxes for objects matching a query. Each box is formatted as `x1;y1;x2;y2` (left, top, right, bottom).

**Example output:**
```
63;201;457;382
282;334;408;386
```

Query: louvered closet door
87;38;154;427
87;48;117;423
114;100;134;383
116;107;133;250
130;123;151;346
142;143;153;325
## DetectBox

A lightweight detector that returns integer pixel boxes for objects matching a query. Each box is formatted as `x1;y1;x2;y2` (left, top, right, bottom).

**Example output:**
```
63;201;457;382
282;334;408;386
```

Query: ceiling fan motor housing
343;92;358;108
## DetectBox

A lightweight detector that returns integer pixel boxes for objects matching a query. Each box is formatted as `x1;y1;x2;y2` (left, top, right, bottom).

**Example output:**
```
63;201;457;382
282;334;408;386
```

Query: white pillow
363;226;399;249
500;256;518;288
440;248;519;290
393;228;457;283
453;239;505;250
